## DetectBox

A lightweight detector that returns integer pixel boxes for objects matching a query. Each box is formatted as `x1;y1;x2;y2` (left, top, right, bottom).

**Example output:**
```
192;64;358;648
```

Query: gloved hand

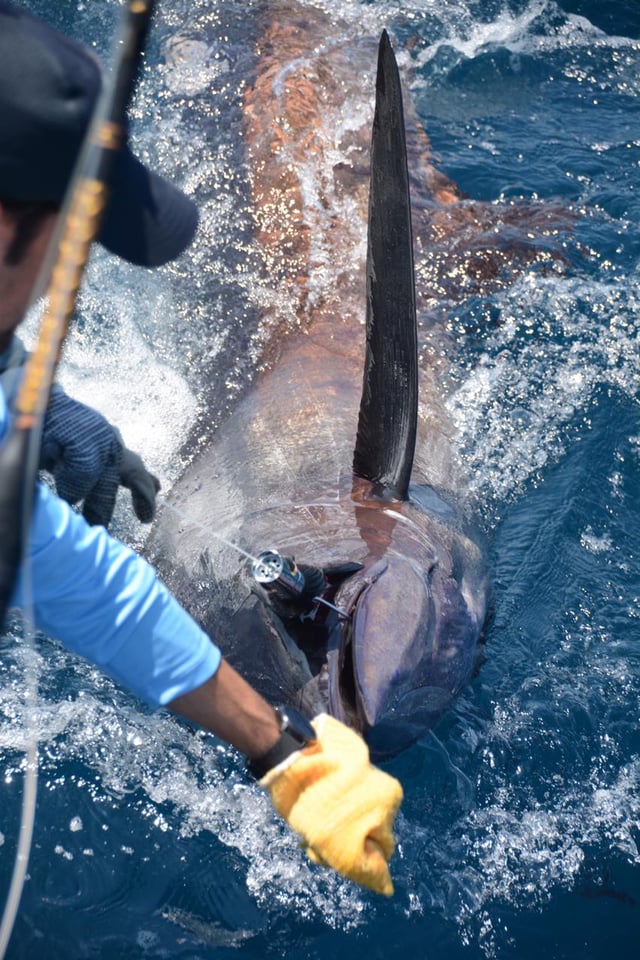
261;714;403;895
41;386;159;527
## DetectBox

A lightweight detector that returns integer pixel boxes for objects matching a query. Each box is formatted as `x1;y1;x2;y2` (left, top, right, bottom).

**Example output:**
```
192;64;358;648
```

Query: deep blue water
1;1;640;957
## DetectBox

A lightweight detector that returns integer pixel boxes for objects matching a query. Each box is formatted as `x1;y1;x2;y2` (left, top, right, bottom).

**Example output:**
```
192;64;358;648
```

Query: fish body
148;7;562;755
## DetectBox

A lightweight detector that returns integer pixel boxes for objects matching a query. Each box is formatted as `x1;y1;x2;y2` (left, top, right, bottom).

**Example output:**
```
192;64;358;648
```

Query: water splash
448;272;640;508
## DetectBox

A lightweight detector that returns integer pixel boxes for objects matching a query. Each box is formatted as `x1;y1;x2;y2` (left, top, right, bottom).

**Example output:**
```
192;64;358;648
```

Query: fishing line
157;495;261;564
0;421;45;960
155;497;352;618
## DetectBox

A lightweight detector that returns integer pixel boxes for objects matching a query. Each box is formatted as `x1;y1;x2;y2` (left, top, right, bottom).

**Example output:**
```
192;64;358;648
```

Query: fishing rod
0;2;157;955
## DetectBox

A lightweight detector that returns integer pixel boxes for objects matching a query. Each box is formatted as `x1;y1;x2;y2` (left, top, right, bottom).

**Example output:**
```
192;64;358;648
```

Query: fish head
240;485;488;758
325;526;486;757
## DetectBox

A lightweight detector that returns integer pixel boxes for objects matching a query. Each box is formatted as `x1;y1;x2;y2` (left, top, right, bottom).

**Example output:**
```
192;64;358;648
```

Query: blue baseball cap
0;1;199;266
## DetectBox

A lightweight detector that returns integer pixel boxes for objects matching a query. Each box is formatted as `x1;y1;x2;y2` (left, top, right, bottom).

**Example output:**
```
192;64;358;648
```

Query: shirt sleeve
11;481;221;707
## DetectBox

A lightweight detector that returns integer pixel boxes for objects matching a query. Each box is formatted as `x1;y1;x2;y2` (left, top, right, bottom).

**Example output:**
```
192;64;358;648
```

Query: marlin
148;19;562;757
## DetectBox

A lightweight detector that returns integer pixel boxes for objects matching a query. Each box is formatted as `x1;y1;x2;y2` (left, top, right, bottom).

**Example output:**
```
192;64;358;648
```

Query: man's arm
171;661;402;897
19;480;401;896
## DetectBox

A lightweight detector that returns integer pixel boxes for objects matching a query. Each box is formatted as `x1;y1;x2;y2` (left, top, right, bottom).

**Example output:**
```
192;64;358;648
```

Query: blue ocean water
1;0;640;957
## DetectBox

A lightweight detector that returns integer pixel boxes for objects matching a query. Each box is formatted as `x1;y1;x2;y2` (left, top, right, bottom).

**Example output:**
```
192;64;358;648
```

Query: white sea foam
448;272;640;505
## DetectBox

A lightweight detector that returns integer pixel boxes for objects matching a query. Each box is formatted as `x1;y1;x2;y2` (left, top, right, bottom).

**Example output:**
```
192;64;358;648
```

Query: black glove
41;386;160;527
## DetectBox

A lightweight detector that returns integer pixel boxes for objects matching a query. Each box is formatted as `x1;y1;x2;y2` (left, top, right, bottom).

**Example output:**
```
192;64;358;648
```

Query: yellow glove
260;714;403;896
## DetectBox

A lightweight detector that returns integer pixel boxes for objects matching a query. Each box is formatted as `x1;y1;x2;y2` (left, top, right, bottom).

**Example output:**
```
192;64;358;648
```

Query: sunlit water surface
2;0;640;957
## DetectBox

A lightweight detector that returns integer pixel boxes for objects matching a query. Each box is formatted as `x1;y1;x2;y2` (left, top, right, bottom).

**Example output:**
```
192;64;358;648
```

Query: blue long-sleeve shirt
2;387;221;706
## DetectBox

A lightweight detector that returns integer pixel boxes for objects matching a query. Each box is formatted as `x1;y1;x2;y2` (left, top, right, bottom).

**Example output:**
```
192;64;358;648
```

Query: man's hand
41;386;159;527
168;666;403;895
0;336;159;527
261;714;403;895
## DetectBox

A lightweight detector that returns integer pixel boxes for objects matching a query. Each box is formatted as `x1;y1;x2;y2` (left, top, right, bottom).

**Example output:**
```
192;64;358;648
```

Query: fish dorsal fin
352;30;418;501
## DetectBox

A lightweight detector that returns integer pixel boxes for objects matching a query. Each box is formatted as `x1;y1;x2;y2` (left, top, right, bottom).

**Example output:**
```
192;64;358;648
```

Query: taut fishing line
0;420;43;959
158;496;262;564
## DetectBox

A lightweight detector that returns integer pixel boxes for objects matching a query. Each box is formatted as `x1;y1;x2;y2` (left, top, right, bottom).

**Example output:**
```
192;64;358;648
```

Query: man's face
0;205;57;349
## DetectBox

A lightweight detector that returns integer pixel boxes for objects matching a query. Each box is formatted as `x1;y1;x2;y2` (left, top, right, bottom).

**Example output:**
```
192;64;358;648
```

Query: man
0;1;402;896
0;21;162;530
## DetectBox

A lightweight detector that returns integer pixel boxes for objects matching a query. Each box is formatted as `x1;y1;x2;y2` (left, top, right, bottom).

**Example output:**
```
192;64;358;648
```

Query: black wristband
247;705;317;780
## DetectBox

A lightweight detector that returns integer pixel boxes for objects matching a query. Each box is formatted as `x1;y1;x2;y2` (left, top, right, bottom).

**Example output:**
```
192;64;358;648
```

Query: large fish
148;7;563;757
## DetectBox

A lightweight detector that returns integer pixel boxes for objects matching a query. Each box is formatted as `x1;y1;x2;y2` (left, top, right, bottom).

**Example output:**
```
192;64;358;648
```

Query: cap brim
99;147;199;267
